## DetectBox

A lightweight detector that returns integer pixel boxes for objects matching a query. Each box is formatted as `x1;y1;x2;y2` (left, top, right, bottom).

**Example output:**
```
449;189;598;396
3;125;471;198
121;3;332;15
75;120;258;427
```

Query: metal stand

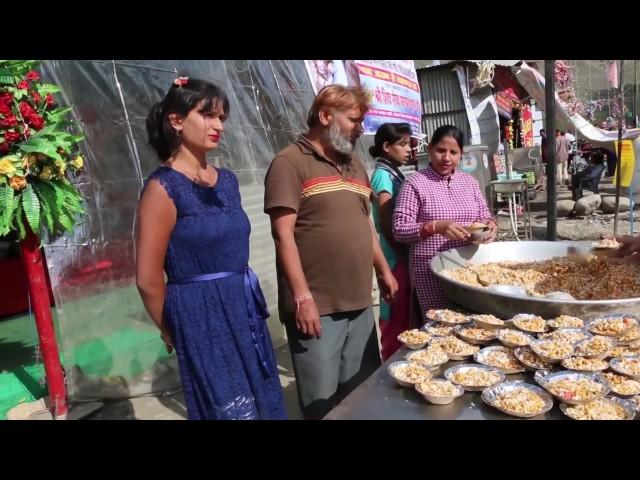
490;179;533;241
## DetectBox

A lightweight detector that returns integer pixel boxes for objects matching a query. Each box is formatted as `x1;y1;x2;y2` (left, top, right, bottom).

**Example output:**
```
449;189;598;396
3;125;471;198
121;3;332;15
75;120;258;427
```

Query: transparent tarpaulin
39;60;376;402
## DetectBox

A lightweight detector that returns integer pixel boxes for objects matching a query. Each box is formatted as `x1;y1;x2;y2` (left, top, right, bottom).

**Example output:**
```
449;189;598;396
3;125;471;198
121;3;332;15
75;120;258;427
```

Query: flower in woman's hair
173;76;189;87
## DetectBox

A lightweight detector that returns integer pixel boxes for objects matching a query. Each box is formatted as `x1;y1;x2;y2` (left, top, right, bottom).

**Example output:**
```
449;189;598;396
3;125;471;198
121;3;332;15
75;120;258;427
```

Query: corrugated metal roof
419;67;466;114
417;66;471;143
416;60;522;70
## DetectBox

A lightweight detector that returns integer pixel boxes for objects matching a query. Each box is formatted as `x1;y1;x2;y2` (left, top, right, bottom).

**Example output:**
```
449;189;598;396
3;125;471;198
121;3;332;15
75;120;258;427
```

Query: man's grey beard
326;120;356;154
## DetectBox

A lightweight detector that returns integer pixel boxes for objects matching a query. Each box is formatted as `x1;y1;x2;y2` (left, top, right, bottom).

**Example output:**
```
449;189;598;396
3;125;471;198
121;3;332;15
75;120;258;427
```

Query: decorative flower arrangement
554;60;580;115
0;60;85;240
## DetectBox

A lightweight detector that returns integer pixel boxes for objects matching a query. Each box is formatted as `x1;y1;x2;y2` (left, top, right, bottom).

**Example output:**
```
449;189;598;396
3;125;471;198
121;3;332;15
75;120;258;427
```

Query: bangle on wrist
295;292;313;312
422;220;437;238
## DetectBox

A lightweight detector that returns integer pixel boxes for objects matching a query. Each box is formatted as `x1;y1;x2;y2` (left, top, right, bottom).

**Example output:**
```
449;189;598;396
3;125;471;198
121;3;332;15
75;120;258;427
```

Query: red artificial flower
0;114;18;128
45;93;55;108
0;92;13;105
28;113;44;130
0;142;9;154
173;76;189;87
4;130;21;143
25;71;40;82
17;80;29;90
31;91;41;103
19;101;35;118
0;103;11;115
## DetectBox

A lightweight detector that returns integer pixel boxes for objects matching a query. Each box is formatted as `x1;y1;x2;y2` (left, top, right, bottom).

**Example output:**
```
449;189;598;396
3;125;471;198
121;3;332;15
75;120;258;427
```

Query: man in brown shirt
264;85;398;419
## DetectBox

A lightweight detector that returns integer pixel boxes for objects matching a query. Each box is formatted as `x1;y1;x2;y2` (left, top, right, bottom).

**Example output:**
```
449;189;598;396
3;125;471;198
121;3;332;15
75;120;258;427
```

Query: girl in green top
370;123;414;360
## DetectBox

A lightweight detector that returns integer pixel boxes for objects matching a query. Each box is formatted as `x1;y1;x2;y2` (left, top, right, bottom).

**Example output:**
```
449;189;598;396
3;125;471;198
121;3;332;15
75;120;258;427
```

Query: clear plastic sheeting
38;60;376;402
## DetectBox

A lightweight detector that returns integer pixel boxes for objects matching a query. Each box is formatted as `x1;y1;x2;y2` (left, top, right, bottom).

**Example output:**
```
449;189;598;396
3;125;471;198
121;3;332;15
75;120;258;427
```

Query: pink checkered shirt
392;166;493;317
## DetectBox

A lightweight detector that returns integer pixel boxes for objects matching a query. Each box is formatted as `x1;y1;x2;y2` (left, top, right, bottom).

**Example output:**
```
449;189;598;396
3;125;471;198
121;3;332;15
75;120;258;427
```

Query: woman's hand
616;235;640;258
160;324;174;354
435;221;470;241
481;220;498;243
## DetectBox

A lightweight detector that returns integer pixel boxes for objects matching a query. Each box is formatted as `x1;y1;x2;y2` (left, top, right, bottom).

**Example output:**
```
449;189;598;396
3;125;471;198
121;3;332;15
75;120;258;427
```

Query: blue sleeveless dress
143;166;287;420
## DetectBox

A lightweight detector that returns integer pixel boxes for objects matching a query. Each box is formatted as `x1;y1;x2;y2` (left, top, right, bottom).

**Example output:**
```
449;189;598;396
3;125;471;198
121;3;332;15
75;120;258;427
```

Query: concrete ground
495;176;637;241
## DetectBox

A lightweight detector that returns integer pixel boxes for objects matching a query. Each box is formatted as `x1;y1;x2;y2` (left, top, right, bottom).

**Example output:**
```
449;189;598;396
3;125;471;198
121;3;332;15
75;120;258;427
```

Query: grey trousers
283;306;381;420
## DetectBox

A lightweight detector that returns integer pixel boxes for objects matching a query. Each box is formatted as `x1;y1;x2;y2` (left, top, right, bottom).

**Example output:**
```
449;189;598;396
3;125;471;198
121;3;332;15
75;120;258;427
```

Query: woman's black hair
429;125;464;151
368;122;412;158
146;77;230;161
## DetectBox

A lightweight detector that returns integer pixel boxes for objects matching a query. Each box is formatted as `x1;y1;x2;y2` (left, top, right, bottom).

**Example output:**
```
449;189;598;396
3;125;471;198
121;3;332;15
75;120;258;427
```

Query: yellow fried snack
615;358;640;376
406;347;448;367
443;257;640;300
457;327;496;341
531;339;574;359
602;372;640;396
589;317;636;336
516;348;551;369
431;336;480;357
449;368;502;387
497;329;532;347
482;349;524;371
416;380;460;396
434;309;468;324
619;326;640;343
548;315;584;329
575;336;614;356
390;363;431;384
494;388;547;416
564;399;628;420
540;329;589;345
512;315;547;333
398;329;430;345
546;378;604;402
609;346;639;358
561;357;608;371
472;314;504;326
425;324;455;337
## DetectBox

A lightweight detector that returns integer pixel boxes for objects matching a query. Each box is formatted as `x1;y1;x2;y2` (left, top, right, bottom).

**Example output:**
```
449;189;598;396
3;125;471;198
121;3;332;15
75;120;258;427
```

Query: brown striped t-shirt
264;135;374;317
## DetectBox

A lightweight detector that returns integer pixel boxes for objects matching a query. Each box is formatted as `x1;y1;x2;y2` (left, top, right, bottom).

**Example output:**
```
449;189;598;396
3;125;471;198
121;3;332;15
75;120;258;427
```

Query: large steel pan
430;241;640;319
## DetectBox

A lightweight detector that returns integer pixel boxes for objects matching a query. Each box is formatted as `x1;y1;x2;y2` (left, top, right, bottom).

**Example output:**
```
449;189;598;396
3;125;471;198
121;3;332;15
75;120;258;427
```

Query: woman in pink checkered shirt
392;125;497;318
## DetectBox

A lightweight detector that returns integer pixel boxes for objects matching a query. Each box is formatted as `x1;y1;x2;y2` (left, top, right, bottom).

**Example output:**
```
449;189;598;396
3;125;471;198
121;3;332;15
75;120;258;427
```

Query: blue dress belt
168;267;271;377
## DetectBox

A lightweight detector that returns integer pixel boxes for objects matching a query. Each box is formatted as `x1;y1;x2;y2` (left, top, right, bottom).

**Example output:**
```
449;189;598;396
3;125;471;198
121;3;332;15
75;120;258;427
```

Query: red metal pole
19;229;68;419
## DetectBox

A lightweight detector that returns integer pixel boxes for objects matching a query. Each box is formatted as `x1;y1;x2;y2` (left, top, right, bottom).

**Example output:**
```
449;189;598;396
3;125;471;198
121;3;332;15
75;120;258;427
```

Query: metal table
489;179;533;241
325;348;567;420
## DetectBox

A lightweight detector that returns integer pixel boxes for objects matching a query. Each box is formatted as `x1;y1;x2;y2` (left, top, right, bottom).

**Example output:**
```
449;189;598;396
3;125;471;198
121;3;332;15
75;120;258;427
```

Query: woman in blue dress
136;76;287;420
